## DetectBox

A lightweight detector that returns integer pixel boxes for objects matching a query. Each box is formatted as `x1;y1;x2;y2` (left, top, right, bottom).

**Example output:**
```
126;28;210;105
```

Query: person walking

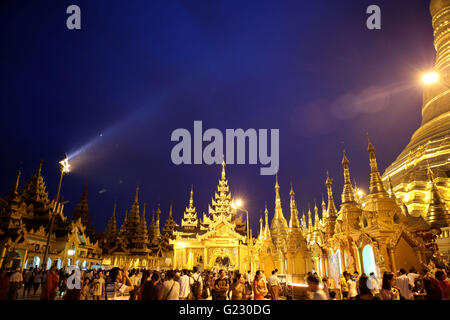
321;277;330;299
33;269;42;296
267;269;281;300
8;268;23;300
191;266;203;300
306;275;327;300
179;269;193;300
23;268;34;298
41;266;59;300
159;270;180;300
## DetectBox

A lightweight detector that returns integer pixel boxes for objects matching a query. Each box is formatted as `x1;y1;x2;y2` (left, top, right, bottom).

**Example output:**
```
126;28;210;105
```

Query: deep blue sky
0;0;435;235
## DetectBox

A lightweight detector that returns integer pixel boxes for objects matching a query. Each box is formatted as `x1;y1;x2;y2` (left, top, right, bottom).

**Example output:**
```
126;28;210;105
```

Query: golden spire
259;216;264;240
289;183;300;228
341;150;355;204
367;136;388;196
264;202;271;238
426;167;449;228
105;202;117;236
189;185;194;207
388;175;397;200
169;203;173;218
314;199;320;229
221;154;226;180
156;203;161;237
82;180;89;200
142;202;147;220
308;207;313;233
134;185;139;203
38;159;43;176
321;194;326;217
325;171;338;217
13;169;21;194
314;200;320;230
273;174;283;219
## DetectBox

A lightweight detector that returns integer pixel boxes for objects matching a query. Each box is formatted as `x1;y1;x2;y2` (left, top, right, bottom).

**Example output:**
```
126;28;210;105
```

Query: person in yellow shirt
339;271;349;300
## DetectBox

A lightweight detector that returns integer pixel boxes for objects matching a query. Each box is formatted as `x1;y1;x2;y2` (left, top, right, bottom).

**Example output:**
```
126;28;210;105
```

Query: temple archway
362;245;377;277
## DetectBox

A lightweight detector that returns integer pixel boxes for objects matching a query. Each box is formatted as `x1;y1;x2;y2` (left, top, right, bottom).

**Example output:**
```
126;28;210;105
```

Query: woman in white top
347;276;358;299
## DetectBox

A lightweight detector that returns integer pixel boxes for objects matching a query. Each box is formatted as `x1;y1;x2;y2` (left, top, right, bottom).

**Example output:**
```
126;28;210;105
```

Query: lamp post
232;199;252;274
41;157;70;270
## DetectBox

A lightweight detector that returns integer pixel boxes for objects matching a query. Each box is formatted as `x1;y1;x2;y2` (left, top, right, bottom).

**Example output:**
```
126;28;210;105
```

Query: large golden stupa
382;0;450;225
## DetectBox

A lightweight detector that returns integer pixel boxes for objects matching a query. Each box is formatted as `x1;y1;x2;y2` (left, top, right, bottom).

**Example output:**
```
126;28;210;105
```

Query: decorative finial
135;185;139;202
38;159;43;175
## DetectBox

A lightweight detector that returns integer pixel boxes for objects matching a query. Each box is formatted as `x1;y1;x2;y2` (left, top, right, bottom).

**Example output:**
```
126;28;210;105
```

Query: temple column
22;249;28;272
173;249;177;269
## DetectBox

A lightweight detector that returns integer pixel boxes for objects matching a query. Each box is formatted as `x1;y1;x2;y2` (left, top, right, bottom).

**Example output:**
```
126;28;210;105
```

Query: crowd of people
0;263;449;301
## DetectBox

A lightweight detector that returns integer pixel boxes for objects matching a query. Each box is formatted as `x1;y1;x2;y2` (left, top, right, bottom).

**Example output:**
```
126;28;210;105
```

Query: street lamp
41;156;70;270
232;199;252;274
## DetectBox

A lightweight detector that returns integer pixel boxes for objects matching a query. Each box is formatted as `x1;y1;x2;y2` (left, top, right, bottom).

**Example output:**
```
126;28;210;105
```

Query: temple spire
189;185;194;207
156;203;161;237
367;136;389;196
426;167;449;228
341;150;355;204
307;207;314;233
134;185;139;203
314;200;320;229
321;194;326;217
105;202;117;237
273;174;283;219
264;202;271;238
221;154;226;180
289;184;300;228
326;171;338;217
259;216;264;240
13;169;21;194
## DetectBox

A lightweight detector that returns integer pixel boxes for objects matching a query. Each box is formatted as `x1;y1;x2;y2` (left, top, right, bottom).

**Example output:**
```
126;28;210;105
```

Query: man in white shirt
192;267;203;300
396;269;412;300
366;272;380;293
407;268;419;289
307;275;327;300
267;269;281;300
160;270;180;300
179;270;194;300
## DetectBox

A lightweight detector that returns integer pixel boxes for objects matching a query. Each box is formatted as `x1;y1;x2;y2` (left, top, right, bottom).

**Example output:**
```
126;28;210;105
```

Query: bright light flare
59;157;71;173
235;199;243;208
422;72;439;85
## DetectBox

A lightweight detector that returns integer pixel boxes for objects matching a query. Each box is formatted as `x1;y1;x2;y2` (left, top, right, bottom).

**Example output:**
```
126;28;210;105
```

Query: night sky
0;0;435;235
